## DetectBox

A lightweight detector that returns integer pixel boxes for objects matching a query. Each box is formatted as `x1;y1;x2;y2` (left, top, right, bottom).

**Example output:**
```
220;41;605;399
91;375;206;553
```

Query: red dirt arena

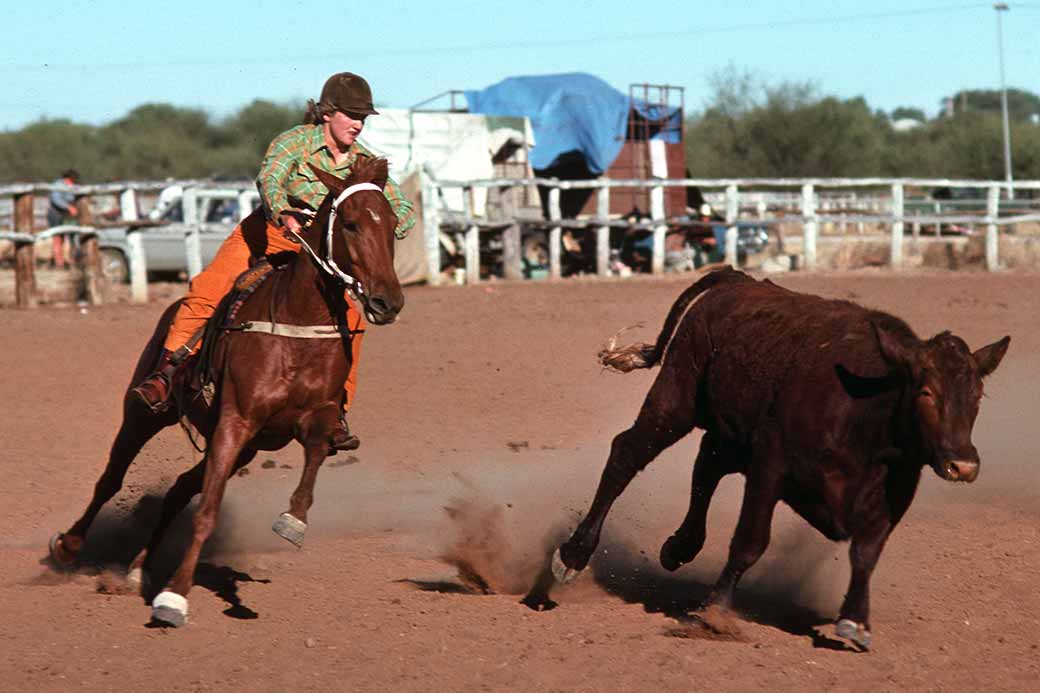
1;269;1037;691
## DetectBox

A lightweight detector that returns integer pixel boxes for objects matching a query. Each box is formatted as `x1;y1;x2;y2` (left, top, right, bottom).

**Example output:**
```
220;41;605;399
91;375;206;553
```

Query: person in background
47;168;79;268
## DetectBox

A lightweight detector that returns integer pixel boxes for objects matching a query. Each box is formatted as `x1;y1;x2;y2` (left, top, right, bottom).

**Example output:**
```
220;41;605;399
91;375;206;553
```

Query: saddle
187;258;279;397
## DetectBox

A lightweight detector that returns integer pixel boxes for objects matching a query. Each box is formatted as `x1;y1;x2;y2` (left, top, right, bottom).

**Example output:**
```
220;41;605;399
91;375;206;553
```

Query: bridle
286;181;383;301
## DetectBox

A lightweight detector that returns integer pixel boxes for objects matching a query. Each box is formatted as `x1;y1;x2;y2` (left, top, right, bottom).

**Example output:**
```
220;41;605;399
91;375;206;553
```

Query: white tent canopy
357;108;533;283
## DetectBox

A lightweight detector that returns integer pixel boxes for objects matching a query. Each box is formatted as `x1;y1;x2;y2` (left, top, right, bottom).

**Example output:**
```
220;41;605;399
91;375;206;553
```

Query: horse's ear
307;163;345;195
369;158;389;190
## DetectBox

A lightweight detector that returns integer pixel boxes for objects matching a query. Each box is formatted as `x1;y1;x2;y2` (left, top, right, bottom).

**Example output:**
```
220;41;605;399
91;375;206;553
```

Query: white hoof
272;512;307;547
151;591;188;627
835;618;872;650
551;548;581;585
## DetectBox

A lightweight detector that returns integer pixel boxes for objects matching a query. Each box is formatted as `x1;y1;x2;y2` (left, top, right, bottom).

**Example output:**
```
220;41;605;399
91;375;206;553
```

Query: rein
285;182;382;301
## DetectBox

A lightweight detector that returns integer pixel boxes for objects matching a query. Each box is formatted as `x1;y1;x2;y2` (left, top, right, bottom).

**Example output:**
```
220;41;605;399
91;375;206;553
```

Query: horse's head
307;159;404;325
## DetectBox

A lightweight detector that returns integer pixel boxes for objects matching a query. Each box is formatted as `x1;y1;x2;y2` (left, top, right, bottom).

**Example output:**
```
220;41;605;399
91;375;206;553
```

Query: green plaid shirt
257;124;415;239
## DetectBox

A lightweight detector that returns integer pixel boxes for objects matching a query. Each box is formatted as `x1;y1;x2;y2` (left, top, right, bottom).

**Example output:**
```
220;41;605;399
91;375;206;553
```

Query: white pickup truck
97;185;260;281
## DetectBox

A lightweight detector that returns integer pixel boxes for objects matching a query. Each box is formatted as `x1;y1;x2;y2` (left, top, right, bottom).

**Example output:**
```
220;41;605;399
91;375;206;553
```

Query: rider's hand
280;212;302;241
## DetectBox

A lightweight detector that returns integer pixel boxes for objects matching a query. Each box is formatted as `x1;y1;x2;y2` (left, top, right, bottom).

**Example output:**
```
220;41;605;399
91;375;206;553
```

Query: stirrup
329;433;361;453
132;343;195;413
329;417;360;453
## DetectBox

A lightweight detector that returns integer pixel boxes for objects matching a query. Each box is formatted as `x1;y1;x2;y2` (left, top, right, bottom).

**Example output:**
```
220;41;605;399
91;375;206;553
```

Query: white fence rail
5;176;1040;307
1;180;256;308
422;176;1040;284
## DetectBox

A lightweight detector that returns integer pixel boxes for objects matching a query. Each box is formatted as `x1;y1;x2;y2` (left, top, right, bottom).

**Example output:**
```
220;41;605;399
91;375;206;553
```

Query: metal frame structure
627;83;685;143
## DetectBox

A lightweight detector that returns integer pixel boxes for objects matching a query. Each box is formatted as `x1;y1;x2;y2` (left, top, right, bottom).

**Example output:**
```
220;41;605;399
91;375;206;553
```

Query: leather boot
131;349;183;413
329;413;360;453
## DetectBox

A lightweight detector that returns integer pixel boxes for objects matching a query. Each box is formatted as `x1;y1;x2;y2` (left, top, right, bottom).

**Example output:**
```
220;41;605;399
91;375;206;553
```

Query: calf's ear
872;322;913;368
973;336;1010;377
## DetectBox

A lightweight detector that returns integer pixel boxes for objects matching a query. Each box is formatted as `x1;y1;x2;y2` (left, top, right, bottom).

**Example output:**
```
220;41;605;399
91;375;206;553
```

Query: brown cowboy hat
320;72;379;116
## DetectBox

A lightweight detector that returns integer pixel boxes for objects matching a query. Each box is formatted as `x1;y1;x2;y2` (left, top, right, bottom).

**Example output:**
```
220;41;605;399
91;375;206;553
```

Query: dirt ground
1;269;1037;692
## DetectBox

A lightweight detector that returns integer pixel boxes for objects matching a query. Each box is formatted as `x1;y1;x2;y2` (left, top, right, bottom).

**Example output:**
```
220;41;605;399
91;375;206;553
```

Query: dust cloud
31;363;1029;623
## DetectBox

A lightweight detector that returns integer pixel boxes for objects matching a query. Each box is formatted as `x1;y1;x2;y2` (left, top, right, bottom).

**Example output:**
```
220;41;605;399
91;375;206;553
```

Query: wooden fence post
183;187;203;279
13;193;36;309
500;184;522;281
596;184;611;277
548;185;562;280
463;185;480;284
986;184;1000;272
77;196;103;306
802;183;817;270
890;183;904;268
650;182;666;275
724;184;739;268
120;188;148;304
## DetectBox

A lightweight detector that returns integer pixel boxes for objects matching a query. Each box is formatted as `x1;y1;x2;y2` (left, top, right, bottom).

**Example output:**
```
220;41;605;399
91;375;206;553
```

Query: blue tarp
465;72;680;175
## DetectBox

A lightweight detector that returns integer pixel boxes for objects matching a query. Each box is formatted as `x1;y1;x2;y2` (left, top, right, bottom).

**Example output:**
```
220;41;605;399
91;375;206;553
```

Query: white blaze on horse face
367;208;381;224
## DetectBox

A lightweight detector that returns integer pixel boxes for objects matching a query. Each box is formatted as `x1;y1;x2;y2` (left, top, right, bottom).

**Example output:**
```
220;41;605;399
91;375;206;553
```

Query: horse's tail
598;267;749;373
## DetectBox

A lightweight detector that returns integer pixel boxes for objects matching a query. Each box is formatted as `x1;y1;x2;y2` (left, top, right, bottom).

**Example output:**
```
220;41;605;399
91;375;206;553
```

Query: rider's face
323;110;366;149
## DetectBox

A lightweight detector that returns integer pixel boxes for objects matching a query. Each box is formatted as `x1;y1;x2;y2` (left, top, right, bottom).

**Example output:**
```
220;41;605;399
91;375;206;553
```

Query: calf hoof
151;591;188;627
48;533;77;568
835;618;872;650
659;533;702;572
551;548;582;585
272;512;307;547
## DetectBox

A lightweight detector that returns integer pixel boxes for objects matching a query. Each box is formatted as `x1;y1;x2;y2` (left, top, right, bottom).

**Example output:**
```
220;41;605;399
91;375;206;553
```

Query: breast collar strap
287;182;382;300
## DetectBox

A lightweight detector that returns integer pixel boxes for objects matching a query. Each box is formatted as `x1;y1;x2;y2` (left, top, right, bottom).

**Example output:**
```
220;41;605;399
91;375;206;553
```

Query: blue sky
2;0;1038;131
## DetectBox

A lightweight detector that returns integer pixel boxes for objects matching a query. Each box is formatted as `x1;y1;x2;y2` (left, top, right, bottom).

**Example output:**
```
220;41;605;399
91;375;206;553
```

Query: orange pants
165;209;365;411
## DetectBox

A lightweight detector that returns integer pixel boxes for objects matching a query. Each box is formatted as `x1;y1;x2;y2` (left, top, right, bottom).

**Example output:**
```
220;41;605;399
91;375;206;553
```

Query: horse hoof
151;591;188;627
272;512;306;547
835;618;872;650
48;533;76;567
551;548;581;585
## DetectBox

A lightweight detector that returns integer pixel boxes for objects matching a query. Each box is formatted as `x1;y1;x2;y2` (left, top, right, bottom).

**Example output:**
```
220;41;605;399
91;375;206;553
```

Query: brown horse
48;157;404;627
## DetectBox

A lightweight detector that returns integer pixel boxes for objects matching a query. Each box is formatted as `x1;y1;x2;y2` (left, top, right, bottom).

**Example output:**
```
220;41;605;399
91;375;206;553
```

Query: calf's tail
598;267;747;373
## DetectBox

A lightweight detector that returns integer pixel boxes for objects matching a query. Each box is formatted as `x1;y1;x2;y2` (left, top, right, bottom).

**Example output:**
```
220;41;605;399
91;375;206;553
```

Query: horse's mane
346;155;389;188
294;155;394;258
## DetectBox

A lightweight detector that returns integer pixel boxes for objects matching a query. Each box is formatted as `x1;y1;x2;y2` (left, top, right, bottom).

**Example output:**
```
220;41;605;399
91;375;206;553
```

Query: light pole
995;3;1014;199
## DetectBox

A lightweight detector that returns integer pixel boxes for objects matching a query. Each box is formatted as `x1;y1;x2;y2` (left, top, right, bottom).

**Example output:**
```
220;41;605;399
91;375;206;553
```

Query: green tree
891;107;927;122
0;100;308;183
221;99;302;157
0;119;102;182
685;68;888;177
947;89;1040;121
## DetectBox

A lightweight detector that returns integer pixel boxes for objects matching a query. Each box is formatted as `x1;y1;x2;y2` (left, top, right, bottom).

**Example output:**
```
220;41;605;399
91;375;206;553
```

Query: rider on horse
131;72;415;451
